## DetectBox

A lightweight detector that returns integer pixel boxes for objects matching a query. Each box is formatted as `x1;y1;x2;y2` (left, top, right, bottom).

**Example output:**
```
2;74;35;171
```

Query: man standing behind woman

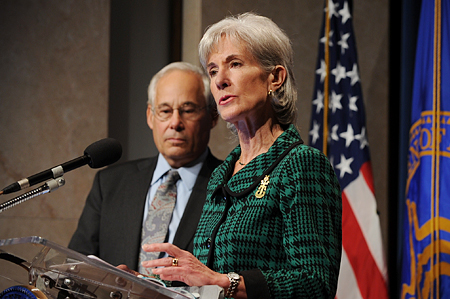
136;13;342;299
69;62;221;274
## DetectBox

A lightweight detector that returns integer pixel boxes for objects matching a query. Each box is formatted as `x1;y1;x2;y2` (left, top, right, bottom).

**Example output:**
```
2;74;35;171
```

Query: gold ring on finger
172;257;178;267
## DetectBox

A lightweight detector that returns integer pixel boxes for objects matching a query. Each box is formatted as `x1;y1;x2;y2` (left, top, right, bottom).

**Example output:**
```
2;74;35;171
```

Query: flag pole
323;0;330;155
432;0;442;296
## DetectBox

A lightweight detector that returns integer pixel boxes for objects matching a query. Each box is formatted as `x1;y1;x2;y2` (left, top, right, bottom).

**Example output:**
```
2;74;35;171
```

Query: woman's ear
269;65;287;92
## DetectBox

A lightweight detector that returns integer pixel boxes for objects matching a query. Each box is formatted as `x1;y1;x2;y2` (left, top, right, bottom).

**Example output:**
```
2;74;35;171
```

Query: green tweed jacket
193;125;342;299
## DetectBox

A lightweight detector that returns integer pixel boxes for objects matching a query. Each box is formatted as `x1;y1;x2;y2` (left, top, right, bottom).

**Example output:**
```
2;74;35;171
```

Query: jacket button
206;238;212;248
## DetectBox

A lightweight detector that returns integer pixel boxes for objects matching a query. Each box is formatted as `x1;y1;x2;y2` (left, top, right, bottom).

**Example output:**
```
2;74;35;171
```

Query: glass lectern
0;236;223;299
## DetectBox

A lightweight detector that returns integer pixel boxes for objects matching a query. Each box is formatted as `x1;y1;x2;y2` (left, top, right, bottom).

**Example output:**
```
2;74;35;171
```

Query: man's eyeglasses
152;103;207;121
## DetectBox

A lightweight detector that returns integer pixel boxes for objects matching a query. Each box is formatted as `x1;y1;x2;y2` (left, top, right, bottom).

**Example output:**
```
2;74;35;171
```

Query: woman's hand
116;264;140;276
141;243;229;288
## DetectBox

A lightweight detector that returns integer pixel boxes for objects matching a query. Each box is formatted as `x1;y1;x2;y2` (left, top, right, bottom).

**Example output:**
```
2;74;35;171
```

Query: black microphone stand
0;176;65;213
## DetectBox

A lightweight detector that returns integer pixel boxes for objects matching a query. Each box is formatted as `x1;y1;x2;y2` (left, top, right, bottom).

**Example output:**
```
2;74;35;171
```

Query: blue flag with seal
401;0;450;298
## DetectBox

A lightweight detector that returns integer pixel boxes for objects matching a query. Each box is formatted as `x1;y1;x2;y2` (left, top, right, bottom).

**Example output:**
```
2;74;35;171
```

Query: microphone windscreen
84;138;122;168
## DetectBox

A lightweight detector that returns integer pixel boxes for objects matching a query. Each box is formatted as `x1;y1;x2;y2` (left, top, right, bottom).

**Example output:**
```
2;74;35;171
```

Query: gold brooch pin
255;175;270;198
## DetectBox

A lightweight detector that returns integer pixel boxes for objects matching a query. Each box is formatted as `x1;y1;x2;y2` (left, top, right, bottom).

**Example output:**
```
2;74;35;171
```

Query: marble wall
0;1;110;247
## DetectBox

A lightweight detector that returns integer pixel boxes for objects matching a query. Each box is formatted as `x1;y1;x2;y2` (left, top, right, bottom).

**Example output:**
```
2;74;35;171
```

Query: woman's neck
235;119;284;165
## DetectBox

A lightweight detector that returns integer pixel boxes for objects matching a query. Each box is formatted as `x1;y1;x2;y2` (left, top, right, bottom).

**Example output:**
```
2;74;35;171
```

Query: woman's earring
268;90;274;96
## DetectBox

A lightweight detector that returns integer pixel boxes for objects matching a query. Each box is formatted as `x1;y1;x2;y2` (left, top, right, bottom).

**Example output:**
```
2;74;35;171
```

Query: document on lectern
0;236;223;299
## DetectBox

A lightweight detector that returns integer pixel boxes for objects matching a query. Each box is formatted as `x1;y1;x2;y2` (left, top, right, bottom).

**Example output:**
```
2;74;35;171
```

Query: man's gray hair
147;61;214;110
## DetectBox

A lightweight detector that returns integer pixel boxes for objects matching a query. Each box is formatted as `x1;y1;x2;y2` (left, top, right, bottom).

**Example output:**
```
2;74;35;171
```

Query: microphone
1;138;122;195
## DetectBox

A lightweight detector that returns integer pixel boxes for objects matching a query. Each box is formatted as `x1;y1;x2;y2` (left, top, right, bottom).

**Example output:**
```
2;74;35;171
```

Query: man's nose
168;109;184;130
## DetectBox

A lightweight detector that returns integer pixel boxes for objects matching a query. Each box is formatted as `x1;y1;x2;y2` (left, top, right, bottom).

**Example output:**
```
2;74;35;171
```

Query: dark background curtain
108;0;182;162
389;0;422;297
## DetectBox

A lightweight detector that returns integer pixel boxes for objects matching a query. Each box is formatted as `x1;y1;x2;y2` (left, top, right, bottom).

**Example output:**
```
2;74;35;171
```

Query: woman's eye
209;69;217;77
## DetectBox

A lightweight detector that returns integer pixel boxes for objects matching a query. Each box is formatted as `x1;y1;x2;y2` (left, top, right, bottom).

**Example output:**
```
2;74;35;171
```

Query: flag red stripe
342;190;389;299
360;161;375;194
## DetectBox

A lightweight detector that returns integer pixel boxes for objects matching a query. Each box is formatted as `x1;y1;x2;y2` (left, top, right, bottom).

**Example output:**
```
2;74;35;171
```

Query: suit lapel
123;158;157;269
172;153;221;252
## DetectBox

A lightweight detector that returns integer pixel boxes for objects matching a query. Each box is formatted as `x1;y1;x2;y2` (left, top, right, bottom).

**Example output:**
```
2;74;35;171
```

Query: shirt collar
152;149;209;190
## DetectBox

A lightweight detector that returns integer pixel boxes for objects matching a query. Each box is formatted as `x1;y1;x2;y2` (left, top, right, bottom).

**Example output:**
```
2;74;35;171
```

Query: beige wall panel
0;1;110;252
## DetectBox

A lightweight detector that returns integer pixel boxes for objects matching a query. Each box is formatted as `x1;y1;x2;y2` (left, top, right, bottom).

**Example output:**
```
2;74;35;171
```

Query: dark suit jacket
68;150;221;270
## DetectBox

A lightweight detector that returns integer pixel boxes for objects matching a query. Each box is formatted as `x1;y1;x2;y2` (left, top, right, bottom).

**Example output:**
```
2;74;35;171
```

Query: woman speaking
138;12;342;299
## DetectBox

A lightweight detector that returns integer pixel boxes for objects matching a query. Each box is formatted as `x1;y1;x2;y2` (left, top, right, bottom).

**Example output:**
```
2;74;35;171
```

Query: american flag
308;1;389;298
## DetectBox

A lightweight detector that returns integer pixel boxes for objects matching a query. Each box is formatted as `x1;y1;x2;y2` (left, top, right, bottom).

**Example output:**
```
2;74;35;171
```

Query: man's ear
269;65;287;92
146;105;154;130
211;114;219;129
210;106;219;128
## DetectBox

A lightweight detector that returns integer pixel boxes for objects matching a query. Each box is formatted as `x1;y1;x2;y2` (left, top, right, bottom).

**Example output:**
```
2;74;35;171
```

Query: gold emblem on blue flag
401;0;450;298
